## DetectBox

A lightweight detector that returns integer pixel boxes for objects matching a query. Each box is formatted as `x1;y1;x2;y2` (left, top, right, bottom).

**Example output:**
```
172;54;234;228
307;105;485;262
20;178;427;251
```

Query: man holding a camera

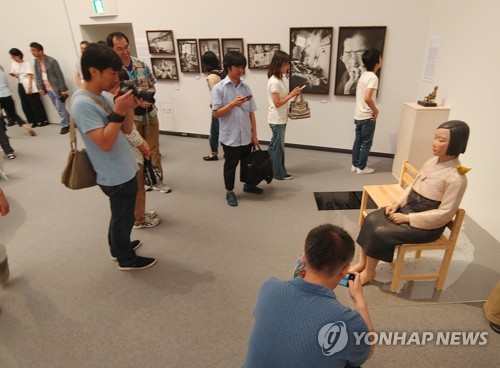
107;32;171;194
71;43;156;270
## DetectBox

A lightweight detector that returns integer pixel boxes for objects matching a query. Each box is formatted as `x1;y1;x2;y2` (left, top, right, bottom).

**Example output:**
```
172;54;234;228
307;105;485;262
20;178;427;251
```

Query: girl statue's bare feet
349;262;366;273
359;270;376;285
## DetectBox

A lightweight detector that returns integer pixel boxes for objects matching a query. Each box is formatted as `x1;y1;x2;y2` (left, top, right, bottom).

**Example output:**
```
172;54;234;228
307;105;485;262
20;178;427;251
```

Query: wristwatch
107;111;125;123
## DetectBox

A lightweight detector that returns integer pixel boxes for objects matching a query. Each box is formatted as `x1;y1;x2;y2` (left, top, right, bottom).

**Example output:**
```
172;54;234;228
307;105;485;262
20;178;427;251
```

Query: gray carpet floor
0;124;499;367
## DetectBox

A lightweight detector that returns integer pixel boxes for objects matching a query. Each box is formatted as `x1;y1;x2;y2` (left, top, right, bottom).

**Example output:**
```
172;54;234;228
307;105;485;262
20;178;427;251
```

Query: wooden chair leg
358;189;369;227
415;250;422;259
435;248;453;291
391;246;407;292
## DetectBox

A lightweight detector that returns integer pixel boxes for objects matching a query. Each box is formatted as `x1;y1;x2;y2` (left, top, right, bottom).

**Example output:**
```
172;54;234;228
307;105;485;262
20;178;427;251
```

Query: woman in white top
266;51;301;180
9;48;49;128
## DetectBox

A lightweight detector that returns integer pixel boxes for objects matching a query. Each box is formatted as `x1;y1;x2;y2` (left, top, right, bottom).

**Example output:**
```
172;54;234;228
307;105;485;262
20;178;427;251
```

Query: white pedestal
392;103;450;178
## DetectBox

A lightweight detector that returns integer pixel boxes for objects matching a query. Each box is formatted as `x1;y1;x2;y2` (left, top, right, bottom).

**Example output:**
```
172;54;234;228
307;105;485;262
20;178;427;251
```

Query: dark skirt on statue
357;190;446;262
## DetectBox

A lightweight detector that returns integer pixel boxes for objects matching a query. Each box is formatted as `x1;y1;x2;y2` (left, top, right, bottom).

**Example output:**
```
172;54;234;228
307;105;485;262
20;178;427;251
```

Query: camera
118;80;155;104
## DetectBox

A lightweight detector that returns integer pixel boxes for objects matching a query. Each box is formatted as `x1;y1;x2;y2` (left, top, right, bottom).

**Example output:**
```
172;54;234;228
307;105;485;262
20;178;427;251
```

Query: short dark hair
223;51;246;71
9;48;23;58
437;120;470;156
80;40;90;46
267;50;290;79
81;43;123;81
29;42;43;52
362;49;381;71
304;224;355;276
106;32;129;48
202;51;220;72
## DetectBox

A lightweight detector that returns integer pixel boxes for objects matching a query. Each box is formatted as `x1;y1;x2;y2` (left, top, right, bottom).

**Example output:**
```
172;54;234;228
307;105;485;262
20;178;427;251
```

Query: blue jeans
99;177;138;266
268;124;287;179
209;115;219;153
46;90;69;127
352;119;376;170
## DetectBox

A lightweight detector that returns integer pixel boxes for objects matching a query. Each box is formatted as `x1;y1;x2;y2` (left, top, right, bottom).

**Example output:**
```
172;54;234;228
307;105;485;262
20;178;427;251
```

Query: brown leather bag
61;115;97;190
61;94;111;189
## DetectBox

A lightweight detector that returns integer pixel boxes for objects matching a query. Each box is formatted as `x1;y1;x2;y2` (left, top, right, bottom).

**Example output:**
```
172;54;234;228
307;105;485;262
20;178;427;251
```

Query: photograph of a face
146;30;175;55
247;44;280;69
151;58;179;80
198;39;221;72
177;39;200;73
289;27;333;94
334;26;386;96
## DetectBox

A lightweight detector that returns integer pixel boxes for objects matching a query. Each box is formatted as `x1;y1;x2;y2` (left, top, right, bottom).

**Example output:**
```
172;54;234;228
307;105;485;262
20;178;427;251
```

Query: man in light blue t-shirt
244;224;374;368
211;52;261;207
71;43;156;271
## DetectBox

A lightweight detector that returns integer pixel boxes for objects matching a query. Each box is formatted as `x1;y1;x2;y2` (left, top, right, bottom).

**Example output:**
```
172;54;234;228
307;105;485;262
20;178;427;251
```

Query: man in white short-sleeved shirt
351;49;382;175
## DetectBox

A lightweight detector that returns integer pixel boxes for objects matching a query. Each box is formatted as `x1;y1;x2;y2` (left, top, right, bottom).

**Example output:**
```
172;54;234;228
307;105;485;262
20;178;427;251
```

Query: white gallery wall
0;0;499;241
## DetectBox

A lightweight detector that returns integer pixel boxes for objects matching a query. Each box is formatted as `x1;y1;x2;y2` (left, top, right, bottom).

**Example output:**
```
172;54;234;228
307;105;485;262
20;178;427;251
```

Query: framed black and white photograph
289;27;333;94
334;26;386;96
146;30;175;55
247;44;280;69
151;58;179;80
177;39;200;73
198;38;221;72
221;38;244;57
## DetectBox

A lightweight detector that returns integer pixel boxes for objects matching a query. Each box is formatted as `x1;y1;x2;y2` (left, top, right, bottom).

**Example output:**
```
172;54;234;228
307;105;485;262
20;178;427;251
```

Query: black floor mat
314;191;378;211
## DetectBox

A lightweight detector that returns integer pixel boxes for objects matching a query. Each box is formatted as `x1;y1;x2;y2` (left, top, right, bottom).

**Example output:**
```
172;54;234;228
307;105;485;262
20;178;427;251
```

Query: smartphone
300;85;307;89
339;273;356;287
244;95;253;100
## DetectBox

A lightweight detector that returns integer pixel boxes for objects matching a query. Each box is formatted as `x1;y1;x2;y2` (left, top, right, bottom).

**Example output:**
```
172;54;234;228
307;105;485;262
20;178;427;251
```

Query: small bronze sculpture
418;86;438;107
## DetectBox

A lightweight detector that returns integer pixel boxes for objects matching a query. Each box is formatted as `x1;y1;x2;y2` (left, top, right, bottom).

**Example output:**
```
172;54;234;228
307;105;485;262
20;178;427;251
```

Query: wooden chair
358;160;418;226
390;209;465;292
0;152;8;181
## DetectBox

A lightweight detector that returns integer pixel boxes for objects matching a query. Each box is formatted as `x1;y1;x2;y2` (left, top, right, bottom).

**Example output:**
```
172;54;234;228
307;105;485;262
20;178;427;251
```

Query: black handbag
244;146;273;186
144;159;162;187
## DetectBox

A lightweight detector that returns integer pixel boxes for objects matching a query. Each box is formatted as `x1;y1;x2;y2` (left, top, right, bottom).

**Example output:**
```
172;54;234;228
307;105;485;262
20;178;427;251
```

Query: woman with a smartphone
266;51;302;180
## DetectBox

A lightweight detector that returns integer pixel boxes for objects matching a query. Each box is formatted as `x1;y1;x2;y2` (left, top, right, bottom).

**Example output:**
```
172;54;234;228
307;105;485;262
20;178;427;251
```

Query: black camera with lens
117;70;155;115
118;80;155;104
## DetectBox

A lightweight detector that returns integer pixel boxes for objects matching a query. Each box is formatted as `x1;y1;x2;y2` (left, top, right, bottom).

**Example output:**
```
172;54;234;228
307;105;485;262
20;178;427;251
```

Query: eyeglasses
114;45;130;53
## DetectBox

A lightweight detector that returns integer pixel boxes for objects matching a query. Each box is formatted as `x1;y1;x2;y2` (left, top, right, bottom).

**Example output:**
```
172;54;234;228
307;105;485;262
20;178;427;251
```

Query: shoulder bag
288;93;311;120
61;94;111;189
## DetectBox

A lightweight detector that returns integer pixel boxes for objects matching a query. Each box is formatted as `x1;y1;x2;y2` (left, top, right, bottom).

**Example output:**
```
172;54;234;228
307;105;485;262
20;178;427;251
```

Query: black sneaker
243;184;264;194
110;240;143;261
39;121;50;127
60;126;69;134
119;256;156;271
226;191;238;206
31;122;38;128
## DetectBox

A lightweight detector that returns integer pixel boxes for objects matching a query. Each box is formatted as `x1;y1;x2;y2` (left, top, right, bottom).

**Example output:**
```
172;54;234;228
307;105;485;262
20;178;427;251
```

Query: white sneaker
351;165;357;172
144;210;158;220
133;217;160;229
152;182;171;193
356;167;375;175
